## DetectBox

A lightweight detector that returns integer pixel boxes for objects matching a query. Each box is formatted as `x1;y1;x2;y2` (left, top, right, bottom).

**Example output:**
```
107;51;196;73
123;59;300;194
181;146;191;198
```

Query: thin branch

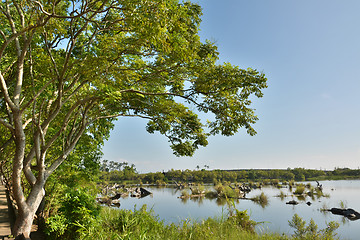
0;137;13;154
45;109;89;177
0;30;6;41
0;72;16;110
0;118;14;132
22;118;32;129
0;19;46;60
13;0;25;29
4;1;21;56
20;77;56;113
42;97;98;152
13;32;34;106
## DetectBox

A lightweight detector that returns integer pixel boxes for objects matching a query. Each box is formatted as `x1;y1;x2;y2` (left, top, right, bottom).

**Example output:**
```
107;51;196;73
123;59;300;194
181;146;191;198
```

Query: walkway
0;184;13;240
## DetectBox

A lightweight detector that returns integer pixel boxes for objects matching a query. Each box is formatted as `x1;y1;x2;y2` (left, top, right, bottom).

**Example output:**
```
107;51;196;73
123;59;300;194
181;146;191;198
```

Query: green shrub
289;214;339;240
46;187;100;239
227;209;257;233
294;185;305;195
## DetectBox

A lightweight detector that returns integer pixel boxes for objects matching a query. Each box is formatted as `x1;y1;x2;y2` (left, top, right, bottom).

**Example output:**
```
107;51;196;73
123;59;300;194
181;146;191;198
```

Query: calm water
116;180;360;240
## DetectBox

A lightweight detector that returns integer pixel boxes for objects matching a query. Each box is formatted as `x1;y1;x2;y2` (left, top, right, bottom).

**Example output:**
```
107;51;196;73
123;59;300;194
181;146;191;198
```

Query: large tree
0;0;267;238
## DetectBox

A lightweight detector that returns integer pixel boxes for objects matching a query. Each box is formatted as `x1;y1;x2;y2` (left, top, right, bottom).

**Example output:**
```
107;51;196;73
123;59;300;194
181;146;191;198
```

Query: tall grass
76;206;286;240
74;205;339;240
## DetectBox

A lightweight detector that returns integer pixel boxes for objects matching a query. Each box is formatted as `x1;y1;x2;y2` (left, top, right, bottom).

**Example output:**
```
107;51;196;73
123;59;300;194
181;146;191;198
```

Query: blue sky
102;0;360;173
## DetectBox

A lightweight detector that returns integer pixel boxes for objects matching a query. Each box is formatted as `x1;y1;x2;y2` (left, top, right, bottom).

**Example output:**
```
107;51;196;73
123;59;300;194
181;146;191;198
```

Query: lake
115;180;360;240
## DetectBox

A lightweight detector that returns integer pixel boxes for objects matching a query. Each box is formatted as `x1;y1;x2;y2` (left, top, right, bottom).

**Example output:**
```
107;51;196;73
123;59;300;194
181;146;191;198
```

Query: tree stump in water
329;208;360;221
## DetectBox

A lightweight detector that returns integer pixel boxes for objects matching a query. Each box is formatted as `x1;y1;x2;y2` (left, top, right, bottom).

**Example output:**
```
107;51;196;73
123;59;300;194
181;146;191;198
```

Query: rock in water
286;200;299;205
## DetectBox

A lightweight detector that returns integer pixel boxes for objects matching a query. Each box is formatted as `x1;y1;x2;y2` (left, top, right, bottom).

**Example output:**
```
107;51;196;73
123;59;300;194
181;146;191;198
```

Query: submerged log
173;180;185;189
110;193;122;200
131;187;152;198
328;208;360;220
286;200;299;205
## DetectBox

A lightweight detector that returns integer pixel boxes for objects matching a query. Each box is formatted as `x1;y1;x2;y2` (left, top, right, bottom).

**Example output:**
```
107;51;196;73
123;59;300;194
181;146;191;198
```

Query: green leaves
1;0;267;171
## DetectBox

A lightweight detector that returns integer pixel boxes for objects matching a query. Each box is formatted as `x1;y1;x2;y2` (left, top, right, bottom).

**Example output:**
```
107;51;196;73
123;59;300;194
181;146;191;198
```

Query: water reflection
114;180;360;240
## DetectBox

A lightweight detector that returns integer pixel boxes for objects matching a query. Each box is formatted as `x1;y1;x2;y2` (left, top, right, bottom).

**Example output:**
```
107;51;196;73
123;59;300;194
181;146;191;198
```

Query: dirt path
0;184;13;239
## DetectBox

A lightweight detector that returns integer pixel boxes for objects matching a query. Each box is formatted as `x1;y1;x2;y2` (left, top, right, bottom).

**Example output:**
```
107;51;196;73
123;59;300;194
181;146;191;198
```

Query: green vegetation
100;162;360;185
1;0;355;237
190;184;206;195
251;192;269;208
46;187;101;239
293;185;306;195
277;190;287;199
288;214;339;240
0;0;267;237
46;203;340;240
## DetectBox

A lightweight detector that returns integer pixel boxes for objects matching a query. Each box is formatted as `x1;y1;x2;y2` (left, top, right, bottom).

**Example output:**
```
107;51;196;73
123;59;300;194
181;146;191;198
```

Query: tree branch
0;118;14;133
0;72;16;110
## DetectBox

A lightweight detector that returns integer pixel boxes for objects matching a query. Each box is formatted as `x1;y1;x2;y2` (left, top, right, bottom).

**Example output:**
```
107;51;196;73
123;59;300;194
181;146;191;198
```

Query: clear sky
102;0;360;173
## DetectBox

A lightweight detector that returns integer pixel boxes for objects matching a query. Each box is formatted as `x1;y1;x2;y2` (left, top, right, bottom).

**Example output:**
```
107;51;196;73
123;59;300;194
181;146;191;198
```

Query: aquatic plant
276;190;287;200
251;192;269;208
339;200;347;209
190;184;205;195
294;185;305;195
180;190;190;198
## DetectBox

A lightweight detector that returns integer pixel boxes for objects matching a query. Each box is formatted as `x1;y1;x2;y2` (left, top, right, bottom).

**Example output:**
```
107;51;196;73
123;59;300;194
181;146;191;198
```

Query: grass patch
251;192;269;208
293;185;305;195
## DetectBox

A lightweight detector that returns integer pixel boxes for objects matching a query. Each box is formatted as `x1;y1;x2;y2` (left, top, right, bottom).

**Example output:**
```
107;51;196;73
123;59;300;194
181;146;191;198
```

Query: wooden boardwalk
0;184;13;240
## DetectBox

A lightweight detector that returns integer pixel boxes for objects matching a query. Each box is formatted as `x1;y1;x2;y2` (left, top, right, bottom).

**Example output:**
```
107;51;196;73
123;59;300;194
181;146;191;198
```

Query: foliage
102;167;360;185
46;187;100;239
74;206;280;240
0;0;267;236
288;214;339;240
190;184;205;195
251;192;269;208
293;185;306;195
61;205;341;240
180;190;190;198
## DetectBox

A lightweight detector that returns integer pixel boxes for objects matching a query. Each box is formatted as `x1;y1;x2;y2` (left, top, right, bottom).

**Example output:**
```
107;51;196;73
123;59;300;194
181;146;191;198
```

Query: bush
289;214;339;239
46;187;100;239
294;185;305;195
227;209;257;233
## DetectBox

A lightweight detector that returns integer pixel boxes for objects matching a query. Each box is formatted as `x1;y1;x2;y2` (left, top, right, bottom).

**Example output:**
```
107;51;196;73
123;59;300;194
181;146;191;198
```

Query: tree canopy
0;0;267;238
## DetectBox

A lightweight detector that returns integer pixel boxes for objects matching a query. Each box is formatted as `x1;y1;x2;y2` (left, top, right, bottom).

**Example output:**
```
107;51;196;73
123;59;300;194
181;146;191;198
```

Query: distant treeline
99;161;360;184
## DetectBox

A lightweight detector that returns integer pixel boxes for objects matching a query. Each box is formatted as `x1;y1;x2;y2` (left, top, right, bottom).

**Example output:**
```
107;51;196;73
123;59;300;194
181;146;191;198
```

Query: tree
0;0;267;238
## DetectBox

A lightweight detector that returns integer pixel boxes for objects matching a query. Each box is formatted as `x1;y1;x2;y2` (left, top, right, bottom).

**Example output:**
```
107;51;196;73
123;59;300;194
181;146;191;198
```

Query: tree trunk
12;183;45;239
13;209;34;239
